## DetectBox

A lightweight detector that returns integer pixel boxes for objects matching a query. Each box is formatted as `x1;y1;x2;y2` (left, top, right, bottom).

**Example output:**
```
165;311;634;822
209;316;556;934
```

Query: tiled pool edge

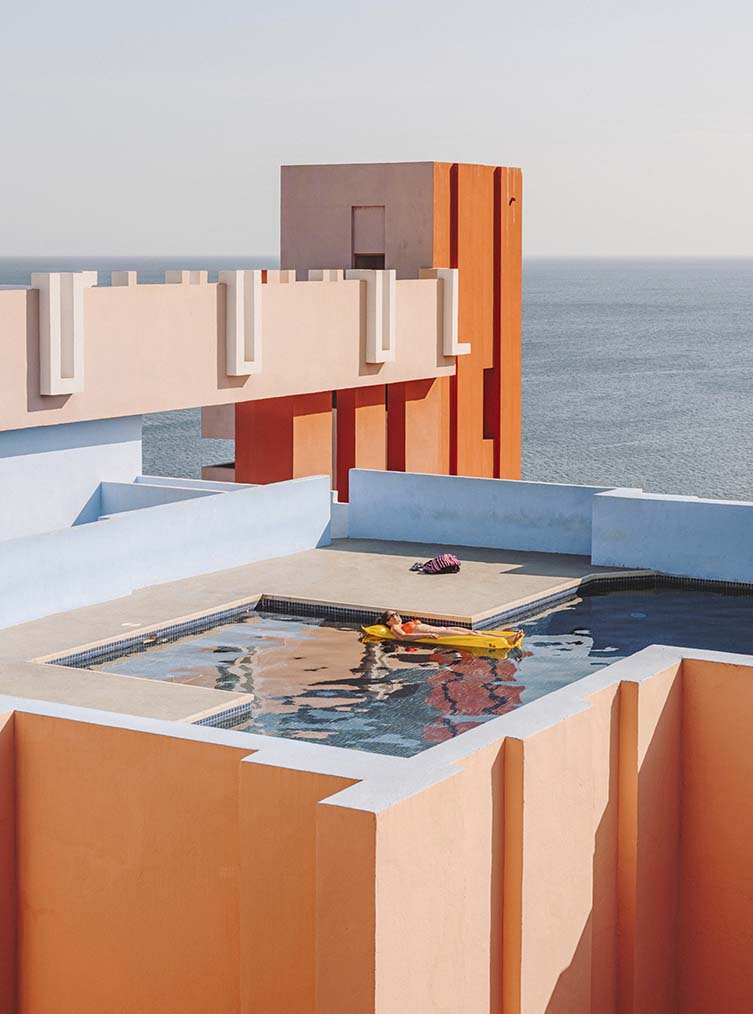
45;598;263;668
39;571;753;732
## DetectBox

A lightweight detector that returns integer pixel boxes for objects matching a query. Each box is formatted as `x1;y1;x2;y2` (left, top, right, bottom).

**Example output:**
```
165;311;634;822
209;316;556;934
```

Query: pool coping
35;568;753;732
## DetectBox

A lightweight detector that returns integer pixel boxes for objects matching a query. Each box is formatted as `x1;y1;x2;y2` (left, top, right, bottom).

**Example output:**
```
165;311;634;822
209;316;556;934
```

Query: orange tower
234;161;522;497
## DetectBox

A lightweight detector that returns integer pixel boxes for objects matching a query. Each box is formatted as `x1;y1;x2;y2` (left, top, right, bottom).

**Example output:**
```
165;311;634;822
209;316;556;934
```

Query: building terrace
2;160;753;1013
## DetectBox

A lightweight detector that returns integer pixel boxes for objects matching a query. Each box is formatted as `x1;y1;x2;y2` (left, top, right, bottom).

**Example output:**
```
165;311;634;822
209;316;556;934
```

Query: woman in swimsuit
379;610;521;642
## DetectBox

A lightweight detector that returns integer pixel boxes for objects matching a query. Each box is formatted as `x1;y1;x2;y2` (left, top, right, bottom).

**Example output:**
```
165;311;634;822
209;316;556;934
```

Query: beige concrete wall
0;277;453;433
281;162;436;279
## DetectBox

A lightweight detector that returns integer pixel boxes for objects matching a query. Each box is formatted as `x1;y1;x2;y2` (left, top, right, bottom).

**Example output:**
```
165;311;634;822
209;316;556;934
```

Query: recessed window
353;253;385;270
352;206;385;269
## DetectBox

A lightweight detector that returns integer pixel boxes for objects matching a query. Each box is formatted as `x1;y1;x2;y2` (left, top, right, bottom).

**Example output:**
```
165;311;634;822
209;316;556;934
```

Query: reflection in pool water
90;589;753;756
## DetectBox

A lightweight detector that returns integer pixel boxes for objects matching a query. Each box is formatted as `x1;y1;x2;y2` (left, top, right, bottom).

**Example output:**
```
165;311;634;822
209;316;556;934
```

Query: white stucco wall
348;469;612;555
0;417;143;541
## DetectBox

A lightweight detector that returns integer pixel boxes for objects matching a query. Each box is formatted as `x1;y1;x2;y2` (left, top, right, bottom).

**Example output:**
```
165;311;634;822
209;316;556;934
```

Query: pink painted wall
0;279;453;433
281;162;436;279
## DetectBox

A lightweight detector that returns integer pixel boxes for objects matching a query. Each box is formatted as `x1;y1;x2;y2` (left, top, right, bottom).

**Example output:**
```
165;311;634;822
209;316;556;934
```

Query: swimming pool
86;586;753;756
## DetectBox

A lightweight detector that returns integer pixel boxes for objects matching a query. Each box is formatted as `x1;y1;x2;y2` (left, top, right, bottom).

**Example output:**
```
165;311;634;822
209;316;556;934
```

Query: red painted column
235;393;333;485
335;386;386;500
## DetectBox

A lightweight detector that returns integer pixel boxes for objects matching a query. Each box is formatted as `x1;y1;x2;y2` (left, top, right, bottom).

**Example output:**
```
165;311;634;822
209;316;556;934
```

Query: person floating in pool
379;610;522;642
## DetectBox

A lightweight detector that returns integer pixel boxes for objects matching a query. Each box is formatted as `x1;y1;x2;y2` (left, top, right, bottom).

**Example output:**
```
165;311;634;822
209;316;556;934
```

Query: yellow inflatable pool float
361;624;524;653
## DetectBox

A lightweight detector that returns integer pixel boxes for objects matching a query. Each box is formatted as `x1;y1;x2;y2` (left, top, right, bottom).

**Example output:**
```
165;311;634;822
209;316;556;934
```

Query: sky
2;0;752;257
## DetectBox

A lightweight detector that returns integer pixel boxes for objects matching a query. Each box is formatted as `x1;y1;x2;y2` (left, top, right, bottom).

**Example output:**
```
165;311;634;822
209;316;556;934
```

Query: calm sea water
2;256;752;497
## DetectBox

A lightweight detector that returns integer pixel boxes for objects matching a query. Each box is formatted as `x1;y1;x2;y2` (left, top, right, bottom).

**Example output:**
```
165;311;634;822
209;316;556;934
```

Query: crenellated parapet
0;265;461;432
31;271;97;396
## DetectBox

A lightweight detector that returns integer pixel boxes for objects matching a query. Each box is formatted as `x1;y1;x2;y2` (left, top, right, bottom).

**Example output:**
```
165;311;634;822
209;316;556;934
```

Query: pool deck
0;539;637;722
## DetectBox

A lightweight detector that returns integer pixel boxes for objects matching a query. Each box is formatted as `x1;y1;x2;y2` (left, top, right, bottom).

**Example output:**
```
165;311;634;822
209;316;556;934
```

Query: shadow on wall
320;537;596;576
72;487;102;526
544;693;621;1013
542;674;681;1013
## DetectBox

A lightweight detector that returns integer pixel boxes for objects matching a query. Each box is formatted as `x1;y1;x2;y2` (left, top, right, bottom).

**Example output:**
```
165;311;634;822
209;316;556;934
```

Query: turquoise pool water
89;587;753;757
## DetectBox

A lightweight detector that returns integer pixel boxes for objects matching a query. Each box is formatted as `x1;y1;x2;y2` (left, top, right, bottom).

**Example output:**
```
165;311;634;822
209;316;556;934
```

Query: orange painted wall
336;386;386;500
386;378;450;476
496;168;523;479
678;659;753;1014
235;392;333;485
13;713;251;1014
454;163;496;477
7;654;753;1013
315;802;377;1014
375;745;505;1014
233;160;521;492
0;713;16;1014
432;162;522;480
239;763;356;1014
620;668;682;1014
508;687;621;1014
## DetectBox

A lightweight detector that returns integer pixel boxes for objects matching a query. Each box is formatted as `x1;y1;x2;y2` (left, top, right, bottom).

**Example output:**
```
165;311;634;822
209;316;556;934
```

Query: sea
2;256;752;500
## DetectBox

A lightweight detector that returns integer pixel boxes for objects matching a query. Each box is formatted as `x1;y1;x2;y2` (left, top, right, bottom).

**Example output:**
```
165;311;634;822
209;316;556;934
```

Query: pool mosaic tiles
78;585;753;756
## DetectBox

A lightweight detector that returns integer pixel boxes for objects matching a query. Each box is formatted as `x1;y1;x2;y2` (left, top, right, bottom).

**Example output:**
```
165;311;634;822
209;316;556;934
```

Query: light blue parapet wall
99;480;222;516
0;475;331;629
592;489;753;583
348;470;613;555
0;416;143;541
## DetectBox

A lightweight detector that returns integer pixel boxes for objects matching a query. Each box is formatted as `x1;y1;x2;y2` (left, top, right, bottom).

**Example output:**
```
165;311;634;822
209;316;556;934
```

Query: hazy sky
2;0;752;256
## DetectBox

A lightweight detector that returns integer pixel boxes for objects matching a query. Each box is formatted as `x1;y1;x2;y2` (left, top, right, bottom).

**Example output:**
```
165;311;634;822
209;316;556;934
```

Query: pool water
90;589;753;757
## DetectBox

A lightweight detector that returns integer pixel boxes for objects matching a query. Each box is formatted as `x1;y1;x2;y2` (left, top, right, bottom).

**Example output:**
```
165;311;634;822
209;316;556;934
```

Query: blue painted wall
348;470;611;555
0;475;331;628
0;417;143;540
100;481;220;516
592;489;753;582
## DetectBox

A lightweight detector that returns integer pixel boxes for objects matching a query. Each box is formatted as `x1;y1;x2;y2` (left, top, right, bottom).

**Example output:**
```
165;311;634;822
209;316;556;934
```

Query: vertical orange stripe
336;387;386;500
433;163;455;475
454;163;496;478
432;163;452;269
498;168;523;479
291;392;333;482
404;378;450;474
